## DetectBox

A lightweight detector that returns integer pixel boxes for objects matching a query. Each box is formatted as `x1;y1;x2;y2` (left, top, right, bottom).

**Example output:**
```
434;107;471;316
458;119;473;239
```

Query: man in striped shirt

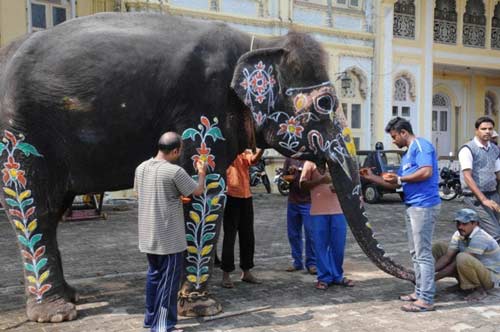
135;132;207;332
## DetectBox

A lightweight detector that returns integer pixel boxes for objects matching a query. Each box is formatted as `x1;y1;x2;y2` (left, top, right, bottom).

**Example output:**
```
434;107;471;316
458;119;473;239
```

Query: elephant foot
62;282;80;303
178;291;222;317
26;296;77;323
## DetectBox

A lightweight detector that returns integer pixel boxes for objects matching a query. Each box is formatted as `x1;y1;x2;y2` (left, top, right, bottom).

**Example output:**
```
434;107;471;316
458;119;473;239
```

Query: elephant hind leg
0;129;77;322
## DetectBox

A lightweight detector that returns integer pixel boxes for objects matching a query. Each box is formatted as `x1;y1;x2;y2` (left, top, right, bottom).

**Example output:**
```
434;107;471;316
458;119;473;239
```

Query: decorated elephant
0;12;414;322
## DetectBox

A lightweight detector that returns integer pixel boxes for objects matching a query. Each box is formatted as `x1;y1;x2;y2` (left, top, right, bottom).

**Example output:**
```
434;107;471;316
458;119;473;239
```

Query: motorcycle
439;166;462;201
249;158;271;193
273;167;290;196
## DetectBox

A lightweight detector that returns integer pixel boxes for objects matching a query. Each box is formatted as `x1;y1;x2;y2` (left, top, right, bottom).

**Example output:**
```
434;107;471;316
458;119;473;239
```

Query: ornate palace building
1;0;500;158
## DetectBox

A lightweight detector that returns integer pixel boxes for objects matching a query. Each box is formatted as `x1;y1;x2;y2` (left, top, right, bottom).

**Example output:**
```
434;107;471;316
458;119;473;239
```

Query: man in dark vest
458;116;500;243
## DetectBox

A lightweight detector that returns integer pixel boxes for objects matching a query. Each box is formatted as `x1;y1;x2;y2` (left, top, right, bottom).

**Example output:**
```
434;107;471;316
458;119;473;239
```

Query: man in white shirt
458;116;500;243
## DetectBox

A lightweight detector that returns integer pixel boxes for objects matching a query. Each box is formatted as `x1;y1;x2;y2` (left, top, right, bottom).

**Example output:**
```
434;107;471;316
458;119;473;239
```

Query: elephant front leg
1;130;77;322
178;173;226;317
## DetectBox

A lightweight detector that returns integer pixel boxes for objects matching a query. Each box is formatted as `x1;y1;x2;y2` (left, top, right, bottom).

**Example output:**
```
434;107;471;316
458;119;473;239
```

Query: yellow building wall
0;0;27;47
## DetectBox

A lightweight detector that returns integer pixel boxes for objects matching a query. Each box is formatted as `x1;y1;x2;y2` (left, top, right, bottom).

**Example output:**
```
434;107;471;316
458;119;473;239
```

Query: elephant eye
315;94;333;114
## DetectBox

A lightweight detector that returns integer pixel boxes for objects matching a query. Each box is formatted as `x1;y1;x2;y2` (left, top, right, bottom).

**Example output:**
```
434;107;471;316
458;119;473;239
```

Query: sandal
315;281;328;290
401;303;435;312
307;266;317;275
221;279;234;288
332;277;354;287
399;294;417;302
286;266;301;272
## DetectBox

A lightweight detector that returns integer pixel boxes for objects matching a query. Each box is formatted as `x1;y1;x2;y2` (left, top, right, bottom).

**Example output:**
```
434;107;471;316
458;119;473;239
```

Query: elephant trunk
326;158;415;283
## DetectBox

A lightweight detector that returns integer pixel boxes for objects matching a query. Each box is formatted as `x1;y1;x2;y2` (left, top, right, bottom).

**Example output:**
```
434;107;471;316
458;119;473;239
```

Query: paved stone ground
1;192;500;332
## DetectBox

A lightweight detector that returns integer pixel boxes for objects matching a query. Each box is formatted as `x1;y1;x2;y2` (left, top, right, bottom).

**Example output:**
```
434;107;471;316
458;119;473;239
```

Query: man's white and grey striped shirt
134;158;197;255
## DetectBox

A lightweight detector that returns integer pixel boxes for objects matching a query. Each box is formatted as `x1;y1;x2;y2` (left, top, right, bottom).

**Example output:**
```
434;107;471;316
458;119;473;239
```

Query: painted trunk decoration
0;12;413;322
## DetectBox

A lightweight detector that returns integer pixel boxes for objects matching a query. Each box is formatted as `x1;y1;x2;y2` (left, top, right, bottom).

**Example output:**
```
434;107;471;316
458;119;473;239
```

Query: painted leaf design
33;246;45;259
24;262;34;272
207;127;224;141
206;174;220;181
25;206;36;218
38;284;52;296
0;142;5;156
185;234;195;243
181;128;199;141
9;209;23;219
202;233;215;243
187;275;197;283
27;276;37;284
186;246;198;254
39;270;49;284
17;142;42;157
35;258;47;273
192;203;203;213
186;266;197;274
206;182;219;190
20;198;34;209
4;130;17;146
211;196;220;206
200;266;209;274
18;190;31;201
28;286;37;295
21;250;33;260
189;211;200;223
200;116;211;128
14;220;26;232
18;235;29;247
205;214;218;222
205;224;216;231
5;198;19;207
28;220;38;233
29;234;42;248
200;244;213;257
3;187;16;197
199;274;209;283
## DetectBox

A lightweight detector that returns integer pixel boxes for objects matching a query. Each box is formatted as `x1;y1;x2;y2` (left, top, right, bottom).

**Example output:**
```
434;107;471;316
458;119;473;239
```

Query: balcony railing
463;23;486;48
433;19;457;44
393;13;415;39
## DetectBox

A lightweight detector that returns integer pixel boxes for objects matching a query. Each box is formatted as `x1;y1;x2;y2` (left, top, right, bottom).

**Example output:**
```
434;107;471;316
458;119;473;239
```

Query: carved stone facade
393;0;415;39
463;0;486;48
492;3;500;50
434;0;457;44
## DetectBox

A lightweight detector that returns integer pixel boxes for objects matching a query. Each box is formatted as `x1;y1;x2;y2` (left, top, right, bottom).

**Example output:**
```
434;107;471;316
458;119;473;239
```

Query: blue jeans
144;252;183;332
405;204;440;305
287;202;315;269
311;214;347;284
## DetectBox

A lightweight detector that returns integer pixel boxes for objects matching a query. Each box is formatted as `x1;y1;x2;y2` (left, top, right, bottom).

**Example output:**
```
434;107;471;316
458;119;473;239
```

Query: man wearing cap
433;208;500;302
458;116;500;243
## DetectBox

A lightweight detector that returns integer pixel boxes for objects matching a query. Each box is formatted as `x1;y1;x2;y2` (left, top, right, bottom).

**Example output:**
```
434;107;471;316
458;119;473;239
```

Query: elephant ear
231;48;287;126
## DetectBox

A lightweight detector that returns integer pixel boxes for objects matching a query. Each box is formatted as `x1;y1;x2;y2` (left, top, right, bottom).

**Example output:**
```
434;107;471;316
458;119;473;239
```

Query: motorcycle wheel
439;182;457;201
262;175;271;194
277;180;289;196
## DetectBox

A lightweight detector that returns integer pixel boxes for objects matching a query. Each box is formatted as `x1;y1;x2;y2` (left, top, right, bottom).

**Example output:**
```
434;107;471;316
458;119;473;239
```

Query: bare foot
241;271;261;284
464;288;488;302
26;297;77;322
222;272;234;288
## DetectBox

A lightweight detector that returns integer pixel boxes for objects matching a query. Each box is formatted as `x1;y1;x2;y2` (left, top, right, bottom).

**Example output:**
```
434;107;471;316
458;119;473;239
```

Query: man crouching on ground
433;208;500;302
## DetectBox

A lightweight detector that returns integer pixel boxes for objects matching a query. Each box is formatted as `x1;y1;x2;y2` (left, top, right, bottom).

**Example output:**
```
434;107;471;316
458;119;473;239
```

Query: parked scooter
439;165;462;201
249;158;271;193
273;168;290;196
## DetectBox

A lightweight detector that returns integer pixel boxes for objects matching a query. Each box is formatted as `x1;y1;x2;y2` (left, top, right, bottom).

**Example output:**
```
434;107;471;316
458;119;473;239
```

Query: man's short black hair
385;117;414;135
475;116;495;129
158;132;181;153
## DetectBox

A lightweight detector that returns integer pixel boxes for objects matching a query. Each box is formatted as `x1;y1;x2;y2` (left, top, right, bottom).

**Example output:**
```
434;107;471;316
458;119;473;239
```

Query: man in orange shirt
221;148;264;288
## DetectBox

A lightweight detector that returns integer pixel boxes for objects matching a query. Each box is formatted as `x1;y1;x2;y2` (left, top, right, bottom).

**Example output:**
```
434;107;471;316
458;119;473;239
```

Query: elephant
0;12;414;322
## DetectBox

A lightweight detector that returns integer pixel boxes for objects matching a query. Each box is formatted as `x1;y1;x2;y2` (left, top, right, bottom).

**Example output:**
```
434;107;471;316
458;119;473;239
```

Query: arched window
340;70;366;149
492;3;500;50
392;77;414;120
463;0;486;48
434;0;457;44
393;0;416;39
485;91;498;117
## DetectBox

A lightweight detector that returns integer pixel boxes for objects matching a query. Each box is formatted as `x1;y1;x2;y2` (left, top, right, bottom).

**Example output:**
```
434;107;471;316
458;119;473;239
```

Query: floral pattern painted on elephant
239;61;276;113
0;130;49;302
182;116;226;289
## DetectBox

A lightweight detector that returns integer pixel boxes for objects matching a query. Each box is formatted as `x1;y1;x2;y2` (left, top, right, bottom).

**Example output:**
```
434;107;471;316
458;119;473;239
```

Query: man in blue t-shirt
362;117;440;312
